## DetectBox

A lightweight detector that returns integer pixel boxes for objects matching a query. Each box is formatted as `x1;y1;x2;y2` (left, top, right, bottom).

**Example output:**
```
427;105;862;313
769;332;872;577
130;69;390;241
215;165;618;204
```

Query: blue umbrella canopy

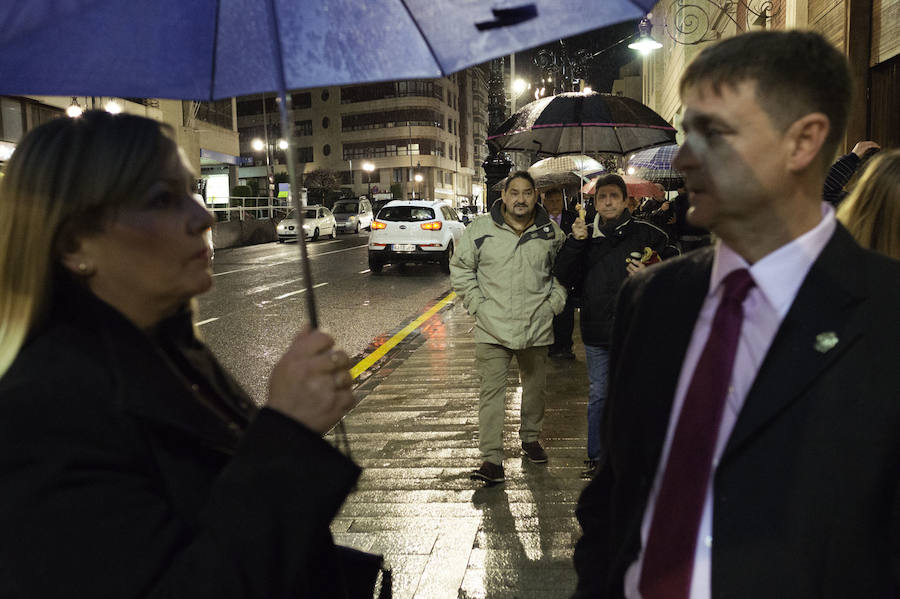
626;143;683;190
0;0;658;332
0;0;656;100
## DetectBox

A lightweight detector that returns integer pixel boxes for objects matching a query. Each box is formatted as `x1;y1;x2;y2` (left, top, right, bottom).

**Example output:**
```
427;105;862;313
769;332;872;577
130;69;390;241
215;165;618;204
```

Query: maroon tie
639;268;755;598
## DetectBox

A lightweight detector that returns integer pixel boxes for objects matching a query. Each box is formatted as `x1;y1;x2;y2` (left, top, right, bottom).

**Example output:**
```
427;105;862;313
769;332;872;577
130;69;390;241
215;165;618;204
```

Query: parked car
276;205;336;242
332;198;373;234
367;200;466;274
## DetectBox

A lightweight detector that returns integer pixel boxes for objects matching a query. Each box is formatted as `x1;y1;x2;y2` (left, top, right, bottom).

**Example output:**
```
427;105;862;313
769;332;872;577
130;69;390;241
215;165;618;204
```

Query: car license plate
392;244;415;252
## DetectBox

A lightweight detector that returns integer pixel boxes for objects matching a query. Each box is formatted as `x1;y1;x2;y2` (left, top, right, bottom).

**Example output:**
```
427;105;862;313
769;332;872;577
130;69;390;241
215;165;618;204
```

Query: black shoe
521;441;548;463
470;461;505;483
580;459;599;479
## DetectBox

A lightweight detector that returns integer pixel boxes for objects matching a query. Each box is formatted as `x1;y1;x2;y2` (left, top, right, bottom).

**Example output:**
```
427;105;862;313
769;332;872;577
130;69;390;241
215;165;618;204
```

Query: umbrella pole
580;125;585;206
266;0;353;459
265;0;319;330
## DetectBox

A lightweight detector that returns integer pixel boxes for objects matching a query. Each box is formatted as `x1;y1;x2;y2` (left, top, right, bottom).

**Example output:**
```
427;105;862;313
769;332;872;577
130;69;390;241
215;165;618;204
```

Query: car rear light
371;221;387;229
420;221;442;230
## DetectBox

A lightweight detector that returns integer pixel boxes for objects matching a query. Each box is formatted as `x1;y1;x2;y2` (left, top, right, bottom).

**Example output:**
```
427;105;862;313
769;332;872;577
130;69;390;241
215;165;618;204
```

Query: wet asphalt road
195;230;453;404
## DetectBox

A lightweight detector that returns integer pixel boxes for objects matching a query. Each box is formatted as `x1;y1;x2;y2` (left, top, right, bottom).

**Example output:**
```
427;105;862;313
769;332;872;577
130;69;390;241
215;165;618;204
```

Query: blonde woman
0;111;359;597
836;148;900;260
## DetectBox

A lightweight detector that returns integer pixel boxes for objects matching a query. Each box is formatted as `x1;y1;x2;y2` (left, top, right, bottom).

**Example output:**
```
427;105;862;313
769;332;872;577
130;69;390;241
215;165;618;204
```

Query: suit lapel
722;227;867;461
639;249;713;470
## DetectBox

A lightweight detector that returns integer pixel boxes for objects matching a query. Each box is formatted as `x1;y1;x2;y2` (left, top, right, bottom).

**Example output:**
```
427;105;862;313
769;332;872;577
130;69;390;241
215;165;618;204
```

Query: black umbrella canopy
488;92;676;156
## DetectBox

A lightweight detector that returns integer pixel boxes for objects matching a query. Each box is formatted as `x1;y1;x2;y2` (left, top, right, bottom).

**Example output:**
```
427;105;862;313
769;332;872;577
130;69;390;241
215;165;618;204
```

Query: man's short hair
680;30;851;164
592;173;627;200
504;170;535;191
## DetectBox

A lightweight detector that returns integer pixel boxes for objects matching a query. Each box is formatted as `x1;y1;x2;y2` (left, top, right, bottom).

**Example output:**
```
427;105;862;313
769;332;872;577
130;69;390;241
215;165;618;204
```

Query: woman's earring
77;263;90;274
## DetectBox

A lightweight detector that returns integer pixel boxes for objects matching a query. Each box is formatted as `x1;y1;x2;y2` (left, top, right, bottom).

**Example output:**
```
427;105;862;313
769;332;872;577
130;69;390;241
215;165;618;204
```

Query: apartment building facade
236;66;491;210
0;95;240;203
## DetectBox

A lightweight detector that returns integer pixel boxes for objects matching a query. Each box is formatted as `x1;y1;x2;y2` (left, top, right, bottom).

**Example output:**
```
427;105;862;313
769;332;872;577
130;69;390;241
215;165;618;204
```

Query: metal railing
206;196;292;222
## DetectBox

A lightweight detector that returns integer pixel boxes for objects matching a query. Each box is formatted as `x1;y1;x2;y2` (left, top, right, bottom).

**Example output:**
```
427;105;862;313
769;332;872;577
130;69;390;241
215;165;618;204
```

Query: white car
367;200;466;274
332;198;374;234
277;205;336;242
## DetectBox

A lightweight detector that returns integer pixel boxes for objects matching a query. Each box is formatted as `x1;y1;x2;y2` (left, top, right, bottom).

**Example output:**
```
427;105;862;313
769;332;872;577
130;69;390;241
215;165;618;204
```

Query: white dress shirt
624;203;837;598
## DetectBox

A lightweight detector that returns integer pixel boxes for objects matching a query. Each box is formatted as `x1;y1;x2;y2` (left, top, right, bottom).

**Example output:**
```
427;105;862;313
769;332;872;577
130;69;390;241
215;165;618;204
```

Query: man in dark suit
542;187;579;359
572;30;900;598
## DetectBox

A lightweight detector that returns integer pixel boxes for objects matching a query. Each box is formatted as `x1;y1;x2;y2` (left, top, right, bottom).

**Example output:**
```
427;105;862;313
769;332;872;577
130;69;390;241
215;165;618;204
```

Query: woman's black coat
0;284;361;598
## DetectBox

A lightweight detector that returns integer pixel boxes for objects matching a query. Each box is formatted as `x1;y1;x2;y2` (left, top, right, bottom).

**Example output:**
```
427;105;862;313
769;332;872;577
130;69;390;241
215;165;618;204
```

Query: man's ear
785;112;830;172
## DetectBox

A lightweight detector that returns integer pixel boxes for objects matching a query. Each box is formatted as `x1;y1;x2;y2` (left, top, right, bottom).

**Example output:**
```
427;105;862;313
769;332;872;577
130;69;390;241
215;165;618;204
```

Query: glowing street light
628;17;663;55
65;97;82;118
104;100;122;114
277;139;289;150
414;173;423;199
362;161;375;199
251;137;274;205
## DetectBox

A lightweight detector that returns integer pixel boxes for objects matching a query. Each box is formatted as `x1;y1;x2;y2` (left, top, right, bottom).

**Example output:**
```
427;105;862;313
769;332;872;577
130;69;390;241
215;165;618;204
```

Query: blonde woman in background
836;148;900;260
0;111;361;598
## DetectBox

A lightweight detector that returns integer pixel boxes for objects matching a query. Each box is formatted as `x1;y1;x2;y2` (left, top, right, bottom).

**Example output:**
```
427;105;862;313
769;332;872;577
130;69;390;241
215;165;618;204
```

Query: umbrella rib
209;0;222;98
397;0;445;75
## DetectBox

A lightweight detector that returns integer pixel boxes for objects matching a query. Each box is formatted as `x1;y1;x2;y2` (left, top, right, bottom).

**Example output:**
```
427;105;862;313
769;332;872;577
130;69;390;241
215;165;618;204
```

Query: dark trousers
550;295;575;353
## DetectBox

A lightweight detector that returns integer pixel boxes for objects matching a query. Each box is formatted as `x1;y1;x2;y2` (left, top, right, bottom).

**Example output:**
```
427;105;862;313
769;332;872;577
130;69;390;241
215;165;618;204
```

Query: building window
236;96;277;117
291;92;312;109
0;97;26;142
28;102;63;129
190;99;233;129
297;146;314;162
342;139;449;160
321;89;330;101
323;144;331;156
341;108;443;132
392;168;403;183
295;119;313;136
322;116;330;129
340;80;445;104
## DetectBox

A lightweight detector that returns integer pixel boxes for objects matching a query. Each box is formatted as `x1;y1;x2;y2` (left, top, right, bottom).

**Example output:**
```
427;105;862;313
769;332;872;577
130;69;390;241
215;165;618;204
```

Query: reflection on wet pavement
327;298;590;598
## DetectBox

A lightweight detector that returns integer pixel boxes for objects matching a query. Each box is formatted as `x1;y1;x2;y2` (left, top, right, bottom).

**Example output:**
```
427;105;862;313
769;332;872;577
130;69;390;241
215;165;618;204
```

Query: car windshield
379;206;435;222
332;202;358;214
285;209;317;220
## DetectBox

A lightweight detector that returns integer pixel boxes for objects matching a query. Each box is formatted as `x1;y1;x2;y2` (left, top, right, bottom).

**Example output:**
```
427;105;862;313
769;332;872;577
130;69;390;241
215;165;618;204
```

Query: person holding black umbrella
0;111;363;598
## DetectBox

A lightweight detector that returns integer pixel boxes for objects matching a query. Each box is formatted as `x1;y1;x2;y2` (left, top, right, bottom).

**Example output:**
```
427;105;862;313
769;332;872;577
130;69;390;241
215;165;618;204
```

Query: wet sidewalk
327;294;591;599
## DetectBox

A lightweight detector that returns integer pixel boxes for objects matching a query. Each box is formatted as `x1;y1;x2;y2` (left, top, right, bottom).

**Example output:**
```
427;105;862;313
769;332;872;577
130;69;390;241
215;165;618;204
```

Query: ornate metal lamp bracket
663;0;777;45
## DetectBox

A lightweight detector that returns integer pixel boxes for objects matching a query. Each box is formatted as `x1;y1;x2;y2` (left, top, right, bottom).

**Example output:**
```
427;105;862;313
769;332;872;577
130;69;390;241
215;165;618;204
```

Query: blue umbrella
0;0;656;327
0;0;656;100
626;143;683;190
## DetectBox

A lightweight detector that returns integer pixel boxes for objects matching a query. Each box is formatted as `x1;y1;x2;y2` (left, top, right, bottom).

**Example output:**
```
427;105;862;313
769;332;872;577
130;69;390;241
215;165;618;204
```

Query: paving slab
328;296;591;598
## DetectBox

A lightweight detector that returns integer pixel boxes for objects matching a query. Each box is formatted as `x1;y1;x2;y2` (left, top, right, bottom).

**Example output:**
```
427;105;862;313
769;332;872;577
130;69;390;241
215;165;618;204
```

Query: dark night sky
512;18;641;95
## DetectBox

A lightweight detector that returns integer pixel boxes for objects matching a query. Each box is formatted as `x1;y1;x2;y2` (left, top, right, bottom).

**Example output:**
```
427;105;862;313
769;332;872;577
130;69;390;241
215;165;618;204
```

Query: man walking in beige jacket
450;171;567;484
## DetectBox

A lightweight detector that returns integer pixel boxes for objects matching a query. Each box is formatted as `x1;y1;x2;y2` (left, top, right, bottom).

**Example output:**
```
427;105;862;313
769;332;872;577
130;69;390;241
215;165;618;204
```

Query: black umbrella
488;91;677;156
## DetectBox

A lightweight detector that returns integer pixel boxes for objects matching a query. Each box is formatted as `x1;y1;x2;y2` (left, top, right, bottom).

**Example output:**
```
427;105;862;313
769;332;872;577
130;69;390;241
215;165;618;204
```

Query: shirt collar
711;202;836;318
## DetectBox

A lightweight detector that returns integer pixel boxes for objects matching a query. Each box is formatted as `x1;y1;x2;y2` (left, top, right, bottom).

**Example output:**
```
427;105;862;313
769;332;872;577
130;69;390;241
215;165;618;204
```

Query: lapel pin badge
814;331;839;354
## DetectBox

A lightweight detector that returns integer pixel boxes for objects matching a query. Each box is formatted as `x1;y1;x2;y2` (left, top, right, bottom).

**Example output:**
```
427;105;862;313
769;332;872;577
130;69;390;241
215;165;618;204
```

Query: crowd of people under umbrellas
1;28;899;599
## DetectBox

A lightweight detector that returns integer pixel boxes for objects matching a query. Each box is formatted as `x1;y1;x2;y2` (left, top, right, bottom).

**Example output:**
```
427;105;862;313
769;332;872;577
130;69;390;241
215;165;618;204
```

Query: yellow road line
350;291;457;379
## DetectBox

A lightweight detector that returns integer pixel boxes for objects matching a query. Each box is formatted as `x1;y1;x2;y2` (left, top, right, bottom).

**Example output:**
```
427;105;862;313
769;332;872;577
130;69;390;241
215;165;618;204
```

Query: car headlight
348;215;357;221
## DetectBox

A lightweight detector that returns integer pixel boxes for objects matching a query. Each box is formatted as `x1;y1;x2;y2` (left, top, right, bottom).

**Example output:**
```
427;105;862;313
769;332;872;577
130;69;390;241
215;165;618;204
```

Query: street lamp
251;137;275;206
66;97;83;118
414;173;423;199
627;17;663;55
362;161;375;199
